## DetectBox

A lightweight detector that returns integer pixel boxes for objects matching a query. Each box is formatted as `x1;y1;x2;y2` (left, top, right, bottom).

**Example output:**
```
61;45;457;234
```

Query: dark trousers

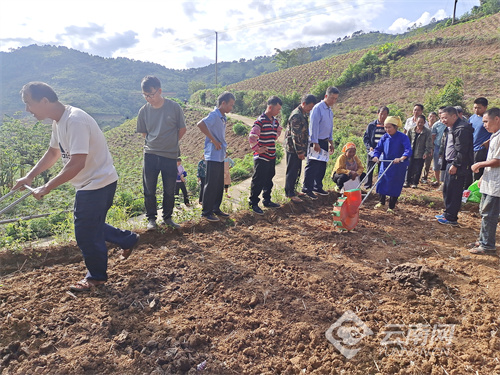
303;139;329;192
198;177;206;203
143;153;177;221
365;155;380;188
443;163;466;222
175;182;189;204
422;155;432;180
380;195;398;209
249;158;276;206
406;158;425;186
74;181;137;281
202;161;224;216
333;172;366;190
464;147;488;189
285;152;302;197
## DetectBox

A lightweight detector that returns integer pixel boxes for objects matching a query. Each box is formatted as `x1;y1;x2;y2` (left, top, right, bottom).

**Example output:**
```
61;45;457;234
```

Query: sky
0;0;480;70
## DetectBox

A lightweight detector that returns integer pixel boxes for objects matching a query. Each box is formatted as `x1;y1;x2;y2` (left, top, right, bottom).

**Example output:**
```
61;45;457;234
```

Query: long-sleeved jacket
407;127;432;159
285;106;309;156
332;154;364;176
440;118;474;174
363;119;386;150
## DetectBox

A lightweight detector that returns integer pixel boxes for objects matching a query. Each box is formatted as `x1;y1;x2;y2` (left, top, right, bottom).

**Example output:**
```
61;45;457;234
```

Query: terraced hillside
229;13;500;124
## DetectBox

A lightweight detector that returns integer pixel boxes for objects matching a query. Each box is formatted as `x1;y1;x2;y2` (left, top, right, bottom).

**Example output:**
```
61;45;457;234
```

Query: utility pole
452;0;458;24
215;31;218;87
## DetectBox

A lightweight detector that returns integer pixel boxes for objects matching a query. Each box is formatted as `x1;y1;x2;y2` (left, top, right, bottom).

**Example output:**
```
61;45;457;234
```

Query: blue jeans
478;193;500;250
74;181;137;281
143;153;177;221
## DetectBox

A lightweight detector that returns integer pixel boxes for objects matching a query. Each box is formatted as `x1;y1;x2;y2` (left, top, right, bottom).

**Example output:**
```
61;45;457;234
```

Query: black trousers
202;161;224;216
443;163;466;222
365;155;380;188
406;158;425;186
464;147;488;189
198;177;206;203
285;152;302;197
175;182;189;204
332;172;366;190
380;195;398;209
249;158;276;206
303;139;329;192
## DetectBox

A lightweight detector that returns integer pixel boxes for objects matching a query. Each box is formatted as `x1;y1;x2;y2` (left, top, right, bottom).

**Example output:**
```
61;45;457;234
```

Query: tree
188;80;207;95
272;48;298;70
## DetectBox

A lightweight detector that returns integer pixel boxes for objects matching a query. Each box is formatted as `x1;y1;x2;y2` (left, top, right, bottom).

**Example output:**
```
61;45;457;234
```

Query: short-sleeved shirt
309;100;334;143
480;129;500;197
431;121;446;147
469;114;491;152
136;98;186;159
50;105;118;191
201;107;227;162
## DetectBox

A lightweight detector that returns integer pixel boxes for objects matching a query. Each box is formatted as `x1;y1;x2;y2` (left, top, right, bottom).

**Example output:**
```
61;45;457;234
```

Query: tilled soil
1;186;500;375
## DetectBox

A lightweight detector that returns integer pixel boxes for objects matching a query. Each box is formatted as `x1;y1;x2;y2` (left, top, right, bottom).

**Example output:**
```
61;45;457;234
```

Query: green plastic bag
468;180;479;192
468;190;482;203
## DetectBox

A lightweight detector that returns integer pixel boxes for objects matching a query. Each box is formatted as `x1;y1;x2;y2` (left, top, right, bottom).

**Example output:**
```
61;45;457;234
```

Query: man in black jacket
435;106;474;226
363;106;389;188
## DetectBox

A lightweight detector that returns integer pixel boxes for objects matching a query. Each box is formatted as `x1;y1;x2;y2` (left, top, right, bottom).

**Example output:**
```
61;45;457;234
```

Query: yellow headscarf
384;116;402;128
341;142;356;153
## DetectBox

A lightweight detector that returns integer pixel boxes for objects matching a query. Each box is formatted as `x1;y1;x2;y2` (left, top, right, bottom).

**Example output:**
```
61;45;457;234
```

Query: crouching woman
332;142;366;191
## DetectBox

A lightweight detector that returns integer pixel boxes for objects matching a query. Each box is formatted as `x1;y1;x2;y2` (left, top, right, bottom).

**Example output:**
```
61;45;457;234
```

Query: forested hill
1;30;405;128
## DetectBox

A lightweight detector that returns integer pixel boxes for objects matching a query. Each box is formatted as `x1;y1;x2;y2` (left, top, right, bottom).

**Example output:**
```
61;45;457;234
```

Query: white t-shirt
404;117;430;132
49;105;118;191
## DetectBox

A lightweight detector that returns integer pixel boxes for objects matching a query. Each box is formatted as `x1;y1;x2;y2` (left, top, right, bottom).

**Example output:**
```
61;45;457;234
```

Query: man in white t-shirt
14;82;139;292
404;103;429;134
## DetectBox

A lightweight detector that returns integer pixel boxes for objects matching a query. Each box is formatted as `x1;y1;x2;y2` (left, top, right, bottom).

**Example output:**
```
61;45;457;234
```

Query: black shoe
313;189;328;196
251;205;264;215
163;218;180;229
305;191;318;200
263;201;280;208
214;210;230;217
203;214;220;222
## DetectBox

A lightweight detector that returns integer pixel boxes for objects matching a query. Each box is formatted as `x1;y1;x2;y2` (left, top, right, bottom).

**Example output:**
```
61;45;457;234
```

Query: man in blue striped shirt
302;86;340;199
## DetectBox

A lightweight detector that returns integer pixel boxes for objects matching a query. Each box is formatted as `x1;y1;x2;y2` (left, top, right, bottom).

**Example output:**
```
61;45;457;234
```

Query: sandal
469;246;496;255
69;278;106;292
466;241;480;249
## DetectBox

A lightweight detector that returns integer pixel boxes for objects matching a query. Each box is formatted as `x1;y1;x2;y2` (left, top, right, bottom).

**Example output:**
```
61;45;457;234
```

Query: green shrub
424;77;466;113
233;121;250;135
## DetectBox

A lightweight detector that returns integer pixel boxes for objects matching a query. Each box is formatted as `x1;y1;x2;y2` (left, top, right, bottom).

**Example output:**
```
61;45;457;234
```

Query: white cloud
0;1;476;69
388;9;448;33
186;55;214;68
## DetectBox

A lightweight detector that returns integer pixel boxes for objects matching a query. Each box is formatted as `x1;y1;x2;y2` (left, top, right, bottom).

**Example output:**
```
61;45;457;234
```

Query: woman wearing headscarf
332;142;365;191
371;116;412;212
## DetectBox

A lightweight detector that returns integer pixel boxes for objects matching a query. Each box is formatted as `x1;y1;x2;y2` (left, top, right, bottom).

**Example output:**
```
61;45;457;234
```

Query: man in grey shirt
137;76;186;230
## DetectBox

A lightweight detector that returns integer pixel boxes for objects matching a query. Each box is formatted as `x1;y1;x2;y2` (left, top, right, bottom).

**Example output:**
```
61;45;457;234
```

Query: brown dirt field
1;184;499;375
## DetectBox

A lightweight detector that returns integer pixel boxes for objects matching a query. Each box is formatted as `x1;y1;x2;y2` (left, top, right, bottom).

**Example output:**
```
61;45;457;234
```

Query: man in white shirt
404;104;429;134
14;82;139;292
469;108;500;254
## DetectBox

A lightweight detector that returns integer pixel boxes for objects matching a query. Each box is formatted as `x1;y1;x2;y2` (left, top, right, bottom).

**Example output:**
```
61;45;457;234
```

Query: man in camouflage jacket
284;94;317;202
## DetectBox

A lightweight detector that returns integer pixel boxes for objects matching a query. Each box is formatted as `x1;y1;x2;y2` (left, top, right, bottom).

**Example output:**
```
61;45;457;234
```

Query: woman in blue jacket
371;116;412;213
